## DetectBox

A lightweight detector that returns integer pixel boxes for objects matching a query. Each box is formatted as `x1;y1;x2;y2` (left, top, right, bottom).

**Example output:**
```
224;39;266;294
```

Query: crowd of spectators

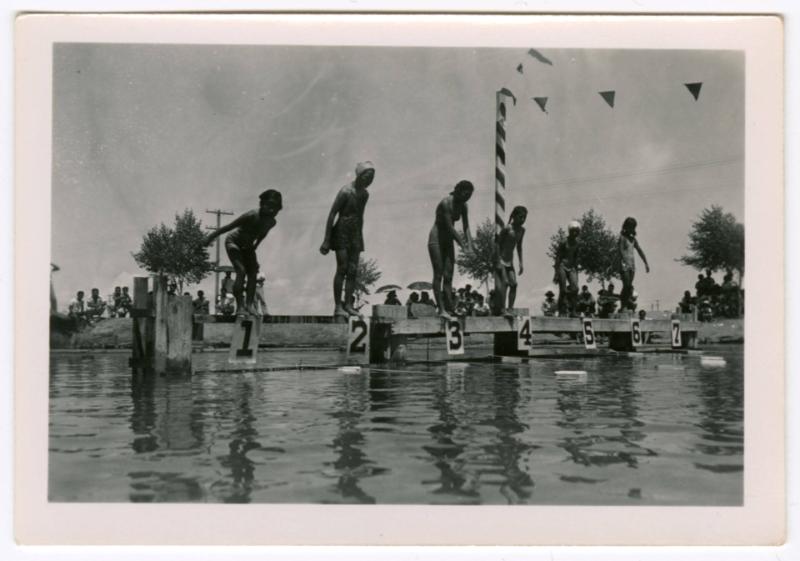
679;269;742;321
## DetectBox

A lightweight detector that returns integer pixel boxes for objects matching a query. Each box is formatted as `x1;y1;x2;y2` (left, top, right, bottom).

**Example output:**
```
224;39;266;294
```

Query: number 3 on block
347;316;369;356
671;319;682;348
582;318;597;350
446;320;465;355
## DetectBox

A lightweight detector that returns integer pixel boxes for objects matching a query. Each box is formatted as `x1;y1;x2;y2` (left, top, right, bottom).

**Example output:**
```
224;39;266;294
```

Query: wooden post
153;276;193;375
130;276;153;375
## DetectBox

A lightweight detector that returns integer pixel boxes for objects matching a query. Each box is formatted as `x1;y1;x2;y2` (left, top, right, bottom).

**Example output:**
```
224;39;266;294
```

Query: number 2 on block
348;317;368;354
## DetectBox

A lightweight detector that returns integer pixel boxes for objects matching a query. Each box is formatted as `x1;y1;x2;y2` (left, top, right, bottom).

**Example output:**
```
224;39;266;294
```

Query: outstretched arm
205;213;248;245
635;238;650;272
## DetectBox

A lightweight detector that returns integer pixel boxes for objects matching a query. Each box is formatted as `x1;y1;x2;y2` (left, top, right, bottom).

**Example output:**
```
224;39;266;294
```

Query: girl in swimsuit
320;161;375;318
618;216;650;312
205;189;282;316
428;180;474;319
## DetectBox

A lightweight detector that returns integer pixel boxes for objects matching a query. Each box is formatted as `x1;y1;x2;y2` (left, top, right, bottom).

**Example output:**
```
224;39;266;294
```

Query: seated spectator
597;283;619;318
255;274;268;316
679;290;695;314
167;282;178;297
697;296;714;322
85;288;106;321
576;285;596;317
193;290;210;314
218;293;235;317
109;286;123;317
68;290;86;321
384;290;402;306
406;292;420;316
638;309;647;321
116;286;132;318
419;291;435;308
541;290;557;317
473;293;491;316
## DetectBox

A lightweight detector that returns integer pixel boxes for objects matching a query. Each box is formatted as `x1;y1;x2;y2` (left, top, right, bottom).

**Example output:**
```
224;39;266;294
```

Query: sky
50;44;743;315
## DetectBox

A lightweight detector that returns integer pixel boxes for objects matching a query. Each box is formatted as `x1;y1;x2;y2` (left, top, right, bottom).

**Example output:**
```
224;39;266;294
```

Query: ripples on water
48;348;743;505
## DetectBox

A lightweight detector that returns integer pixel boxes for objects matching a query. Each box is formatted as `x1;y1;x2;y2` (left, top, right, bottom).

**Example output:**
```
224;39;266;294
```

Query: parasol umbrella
376;284;403;294
407;281;433;291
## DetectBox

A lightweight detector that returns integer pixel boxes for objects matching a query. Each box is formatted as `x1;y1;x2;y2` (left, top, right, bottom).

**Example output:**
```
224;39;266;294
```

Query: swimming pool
48;347;743;505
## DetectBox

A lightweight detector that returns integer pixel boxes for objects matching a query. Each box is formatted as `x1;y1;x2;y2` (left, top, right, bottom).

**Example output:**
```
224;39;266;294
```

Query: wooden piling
129;276;154;375
152;276;194;375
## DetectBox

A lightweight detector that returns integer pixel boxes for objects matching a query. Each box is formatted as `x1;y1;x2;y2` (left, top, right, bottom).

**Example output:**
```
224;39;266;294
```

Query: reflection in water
326;373;383;503
556;363;656;469
424;366;474;499
480;369;534;502
693;362;744;474
216;379;259;503
49;350;744;504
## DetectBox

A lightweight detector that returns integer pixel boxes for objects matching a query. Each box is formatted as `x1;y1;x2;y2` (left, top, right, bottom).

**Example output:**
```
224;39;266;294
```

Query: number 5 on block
446;320;464;356
582;318;597;350
347;316;370;364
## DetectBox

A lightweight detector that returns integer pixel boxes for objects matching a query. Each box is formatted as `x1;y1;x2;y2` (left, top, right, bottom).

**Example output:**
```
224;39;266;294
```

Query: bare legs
429;242;455;318
226;243;260;316
620;268;635;311
334;249;360;316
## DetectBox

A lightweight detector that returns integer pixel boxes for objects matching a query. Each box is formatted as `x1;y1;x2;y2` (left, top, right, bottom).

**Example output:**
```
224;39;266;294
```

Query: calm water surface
49;347;743;505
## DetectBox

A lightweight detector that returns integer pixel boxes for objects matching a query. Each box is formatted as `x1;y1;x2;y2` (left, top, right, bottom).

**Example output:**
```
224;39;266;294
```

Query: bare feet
343;304;362;318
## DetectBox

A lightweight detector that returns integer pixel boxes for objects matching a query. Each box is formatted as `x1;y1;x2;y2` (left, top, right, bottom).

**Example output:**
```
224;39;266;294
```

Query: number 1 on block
446;320;465;356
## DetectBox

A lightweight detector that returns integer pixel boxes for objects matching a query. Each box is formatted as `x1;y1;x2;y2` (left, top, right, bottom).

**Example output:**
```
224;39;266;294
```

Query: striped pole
495;90;511;236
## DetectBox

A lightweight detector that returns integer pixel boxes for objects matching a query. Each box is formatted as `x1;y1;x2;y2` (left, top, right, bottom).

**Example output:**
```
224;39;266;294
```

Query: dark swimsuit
428;196;464;258
331;185;367;253
225;210;275;269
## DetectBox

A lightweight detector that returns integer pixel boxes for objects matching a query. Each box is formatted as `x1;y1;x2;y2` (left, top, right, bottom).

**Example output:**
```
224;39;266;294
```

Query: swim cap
568;220;581;231
356;161;375;176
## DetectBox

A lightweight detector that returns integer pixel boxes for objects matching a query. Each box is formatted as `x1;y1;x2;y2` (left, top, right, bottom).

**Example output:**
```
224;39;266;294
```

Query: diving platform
127;275;699;376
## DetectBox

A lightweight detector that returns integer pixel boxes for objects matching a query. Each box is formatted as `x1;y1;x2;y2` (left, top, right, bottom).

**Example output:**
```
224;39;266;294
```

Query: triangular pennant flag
599;90;616;108
498;87;517;106
527;48;554;66
685;82;702;100
516;63;524;74
533;97;548;113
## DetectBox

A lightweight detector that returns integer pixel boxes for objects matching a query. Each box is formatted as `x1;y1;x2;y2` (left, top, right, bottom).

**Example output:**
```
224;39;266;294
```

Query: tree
678;206;744;282
456;218;496;290
547;208;620;286
353;257;382;307
132;209;214;292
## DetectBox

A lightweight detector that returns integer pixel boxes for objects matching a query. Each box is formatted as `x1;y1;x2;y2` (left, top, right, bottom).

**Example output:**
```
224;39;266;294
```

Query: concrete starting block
228;316;262;365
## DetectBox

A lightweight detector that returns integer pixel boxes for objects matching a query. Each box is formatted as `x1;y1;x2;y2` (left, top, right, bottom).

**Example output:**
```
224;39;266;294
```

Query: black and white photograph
14;13;784;547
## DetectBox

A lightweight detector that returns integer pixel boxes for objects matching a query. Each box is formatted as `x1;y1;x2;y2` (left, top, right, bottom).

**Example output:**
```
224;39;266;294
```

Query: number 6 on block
446;320;465;356
582;318;597;350
347;316;370;363
631;319;642;347
671;319;682;349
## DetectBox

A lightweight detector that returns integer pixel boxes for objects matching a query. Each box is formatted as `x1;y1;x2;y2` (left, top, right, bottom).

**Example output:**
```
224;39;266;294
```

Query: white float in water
701;356;727;367
338;366;363;374
555;370;588;382
555;370;587;375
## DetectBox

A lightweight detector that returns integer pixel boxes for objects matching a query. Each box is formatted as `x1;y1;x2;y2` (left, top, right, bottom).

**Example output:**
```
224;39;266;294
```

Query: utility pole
206;209;234;313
